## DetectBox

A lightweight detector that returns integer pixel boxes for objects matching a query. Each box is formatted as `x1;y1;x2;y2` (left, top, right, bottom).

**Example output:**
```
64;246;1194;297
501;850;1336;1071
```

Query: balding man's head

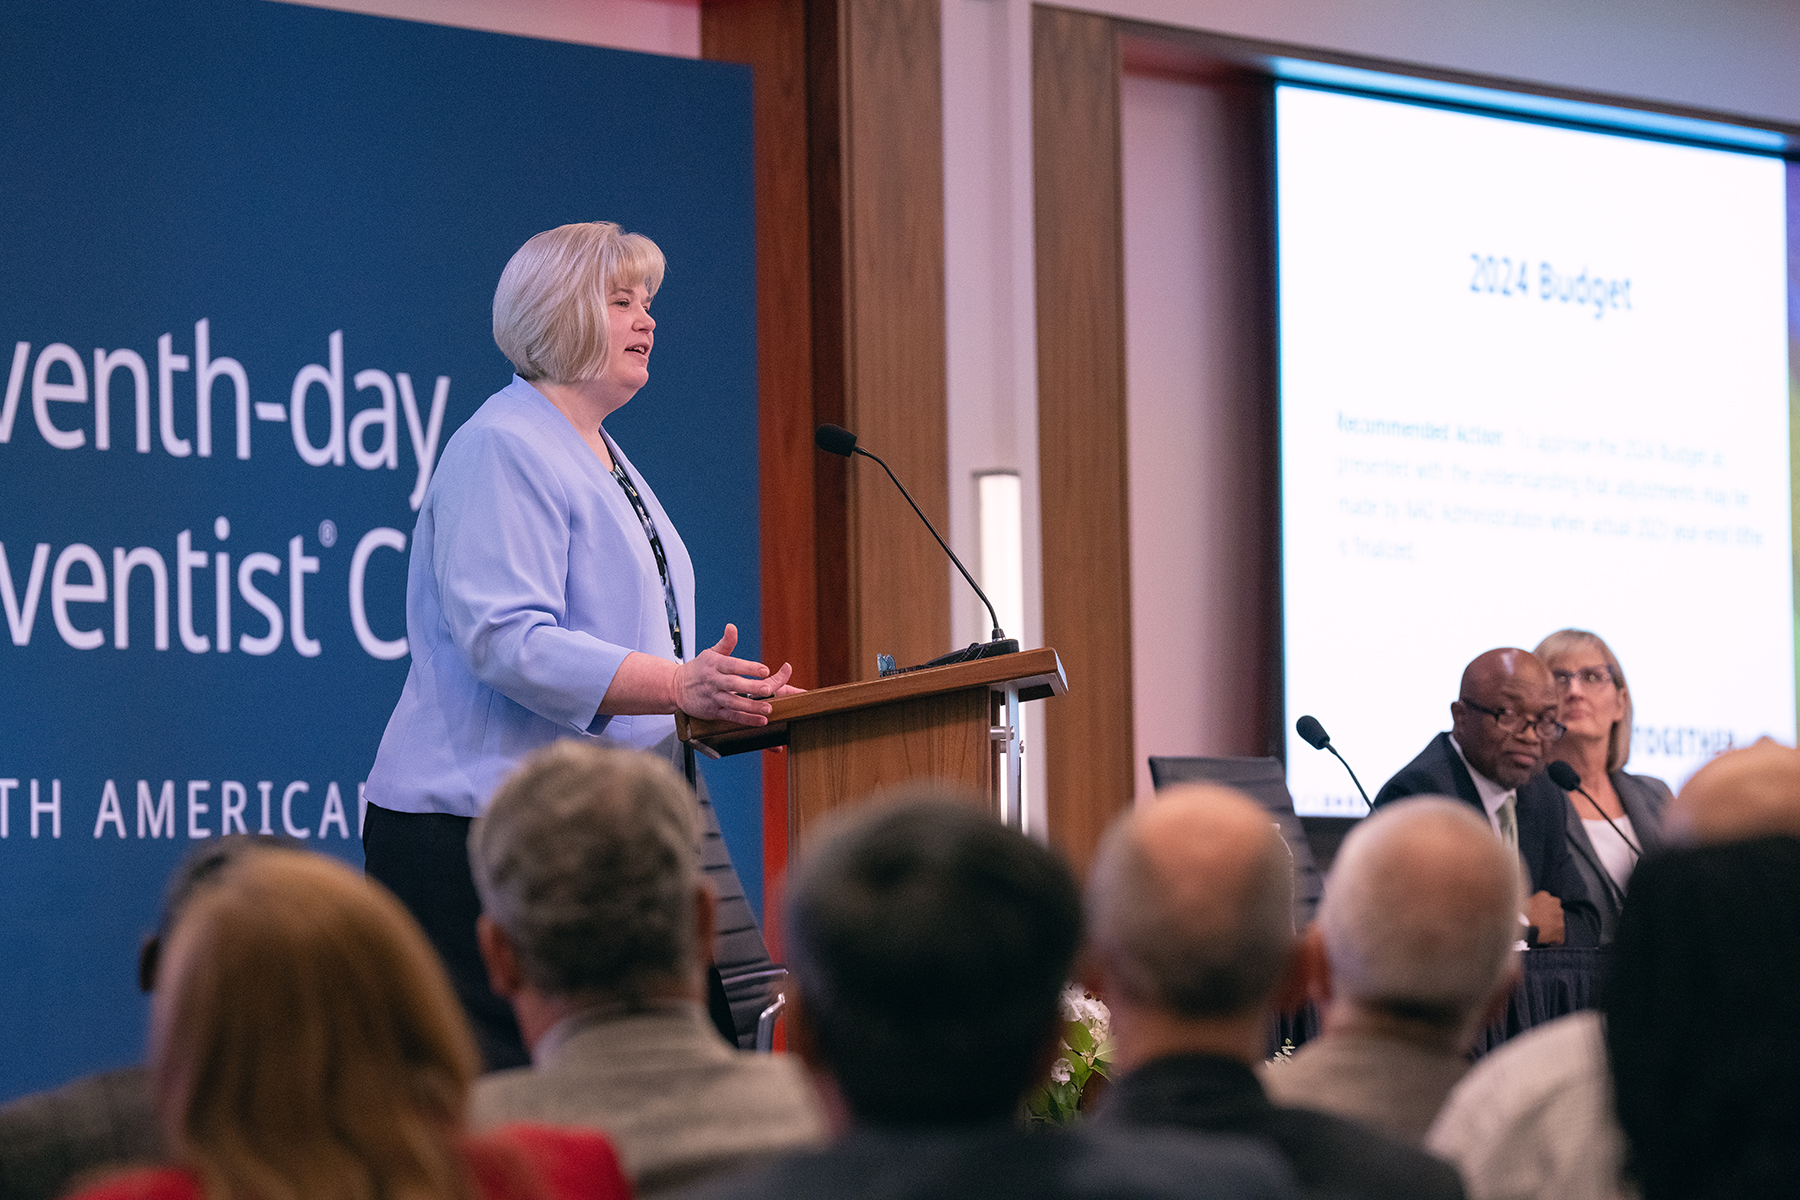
1451;648;1561;789
1671;737;1800;844
1087;785;1294;1020
1318;798;1522;1033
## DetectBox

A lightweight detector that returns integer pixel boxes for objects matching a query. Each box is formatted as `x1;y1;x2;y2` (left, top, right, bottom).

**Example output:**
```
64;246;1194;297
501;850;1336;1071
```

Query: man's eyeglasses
1551;667;1615;690
1460;698;1567;741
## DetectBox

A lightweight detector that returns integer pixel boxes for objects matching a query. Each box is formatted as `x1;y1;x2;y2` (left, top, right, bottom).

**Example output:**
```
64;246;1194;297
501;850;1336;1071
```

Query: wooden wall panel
703;0;818;693
1033;5;1134;873
702;0;819;936
707;0;949;690
806;0;853;689
840;0;950;680
702;0;952;907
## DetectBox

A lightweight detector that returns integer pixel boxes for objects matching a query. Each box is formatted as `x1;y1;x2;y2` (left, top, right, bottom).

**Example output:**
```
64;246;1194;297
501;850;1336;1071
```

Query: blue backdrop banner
0;0;759;1099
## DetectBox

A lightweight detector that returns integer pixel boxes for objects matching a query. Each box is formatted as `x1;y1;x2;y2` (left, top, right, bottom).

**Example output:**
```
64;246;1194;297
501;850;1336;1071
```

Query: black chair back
1147;755;1325;930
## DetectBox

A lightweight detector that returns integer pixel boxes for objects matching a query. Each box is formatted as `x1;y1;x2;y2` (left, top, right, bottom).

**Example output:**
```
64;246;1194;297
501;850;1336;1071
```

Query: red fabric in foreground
67;1124;631;1200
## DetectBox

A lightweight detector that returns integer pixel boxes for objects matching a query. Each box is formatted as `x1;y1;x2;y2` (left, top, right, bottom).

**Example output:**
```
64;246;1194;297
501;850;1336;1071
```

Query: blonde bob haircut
493;221;666;384
151;849;483;1200
1534;628;1634;772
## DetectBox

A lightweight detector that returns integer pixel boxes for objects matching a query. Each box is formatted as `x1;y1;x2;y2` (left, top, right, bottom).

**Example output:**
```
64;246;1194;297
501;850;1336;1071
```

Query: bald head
1452;647;1560;789
1458;647;1550;699
1671;737;1800;845
1319;797;1522;1031
1087;785;1294;1020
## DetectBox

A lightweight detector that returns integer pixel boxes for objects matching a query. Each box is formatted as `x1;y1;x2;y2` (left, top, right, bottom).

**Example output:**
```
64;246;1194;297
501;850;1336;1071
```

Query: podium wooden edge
678;646;1067;758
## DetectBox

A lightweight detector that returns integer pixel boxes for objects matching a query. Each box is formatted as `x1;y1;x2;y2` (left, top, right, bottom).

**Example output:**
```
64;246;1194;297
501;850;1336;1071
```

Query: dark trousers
363;802;530;1071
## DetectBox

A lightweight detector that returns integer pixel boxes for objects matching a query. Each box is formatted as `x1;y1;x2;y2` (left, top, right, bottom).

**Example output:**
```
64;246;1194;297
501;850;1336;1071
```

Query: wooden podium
678;647;1066;849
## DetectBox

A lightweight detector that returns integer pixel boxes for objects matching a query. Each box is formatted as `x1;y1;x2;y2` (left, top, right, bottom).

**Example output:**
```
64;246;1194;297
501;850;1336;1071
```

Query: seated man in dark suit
1086;784;1464;1199
679;791;1299;1200
1372;647;1599;947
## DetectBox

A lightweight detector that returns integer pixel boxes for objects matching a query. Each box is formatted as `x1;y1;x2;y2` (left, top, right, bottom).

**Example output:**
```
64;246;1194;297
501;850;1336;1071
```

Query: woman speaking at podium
364;221;796;1067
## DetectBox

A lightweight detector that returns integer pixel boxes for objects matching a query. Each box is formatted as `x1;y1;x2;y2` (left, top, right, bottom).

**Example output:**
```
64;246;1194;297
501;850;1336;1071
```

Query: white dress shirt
1448;734;1516;839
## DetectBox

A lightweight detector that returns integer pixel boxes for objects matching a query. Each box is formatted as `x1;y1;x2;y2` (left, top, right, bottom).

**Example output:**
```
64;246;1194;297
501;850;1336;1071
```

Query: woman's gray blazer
1559;769;1672;943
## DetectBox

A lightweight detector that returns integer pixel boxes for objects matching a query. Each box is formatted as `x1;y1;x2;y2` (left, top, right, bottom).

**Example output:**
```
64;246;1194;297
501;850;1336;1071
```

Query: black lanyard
610;457;683;661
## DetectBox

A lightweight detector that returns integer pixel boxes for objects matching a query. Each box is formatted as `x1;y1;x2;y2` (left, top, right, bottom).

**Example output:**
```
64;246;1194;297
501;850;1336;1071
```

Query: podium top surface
679;645;1066;757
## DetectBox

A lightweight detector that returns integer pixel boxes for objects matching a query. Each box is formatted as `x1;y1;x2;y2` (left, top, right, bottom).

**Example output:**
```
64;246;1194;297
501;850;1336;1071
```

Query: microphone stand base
923;639;1020;668
880;639;1020;675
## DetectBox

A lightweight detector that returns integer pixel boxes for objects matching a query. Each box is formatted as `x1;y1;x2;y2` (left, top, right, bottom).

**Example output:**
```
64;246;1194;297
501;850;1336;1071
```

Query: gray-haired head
1318;797;1523;1032
469;741;699;1003
1087;784;1295;1020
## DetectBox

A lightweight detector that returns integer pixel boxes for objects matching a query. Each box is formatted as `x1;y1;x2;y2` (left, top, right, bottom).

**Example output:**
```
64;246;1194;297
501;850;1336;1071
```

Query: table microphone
814;423;1017;663
1295;715;1372;811
1547;760;1642;857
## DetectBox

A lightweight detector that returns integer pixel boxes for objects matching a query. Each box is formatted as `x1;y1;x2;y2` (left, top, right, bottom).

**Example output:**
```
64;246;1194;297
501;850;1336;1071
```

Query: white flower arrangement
1024;985;1114;1125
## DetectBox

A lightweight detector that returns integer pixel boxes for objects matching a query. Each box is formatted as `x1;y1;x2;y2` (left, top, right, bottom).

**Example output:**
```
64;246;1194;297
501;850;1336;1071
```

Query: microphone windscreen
1547;760;1582;790
814;424;858;457
1296;715;1330;750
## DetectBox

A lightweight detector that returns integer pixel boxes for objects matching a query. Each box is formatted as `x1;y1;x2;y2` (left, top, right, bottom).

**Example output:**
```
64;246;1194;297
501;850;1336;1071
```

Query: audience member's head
152;850;481;1200
1604;835;1800;1200
1316;798;1522;1040
470;742;704;1011
1086;785;1294;1057
1667;736;1800;845
784;789;1081;1127
1450;647;1562;789
137;835;298;993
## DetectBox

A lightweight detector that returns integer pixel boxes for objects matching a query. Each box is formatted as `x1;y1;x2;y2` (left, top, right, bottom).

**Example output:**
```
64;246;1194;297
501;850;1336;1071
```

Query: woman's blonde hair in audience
151;848;482;1200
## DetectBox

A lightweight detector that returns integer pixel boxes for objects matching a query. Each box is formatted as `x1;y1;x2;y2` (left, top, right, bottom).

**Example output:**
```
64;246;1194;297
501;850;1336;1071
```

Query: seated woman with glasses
1534;629;1672;943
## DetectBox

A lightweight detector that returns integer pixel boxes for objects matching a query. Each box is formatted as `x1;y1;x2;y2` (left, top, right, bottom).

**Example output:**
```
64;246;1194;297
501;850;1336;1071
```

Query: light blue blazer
367;377;695;817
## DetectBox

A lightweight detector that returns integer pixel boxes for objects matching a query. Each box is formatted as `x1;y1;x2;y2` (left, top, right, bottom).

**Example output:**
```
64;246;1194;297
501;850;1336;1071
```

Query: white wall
942;0;1049;826
1070;0;1800;126
1120;73;1272;802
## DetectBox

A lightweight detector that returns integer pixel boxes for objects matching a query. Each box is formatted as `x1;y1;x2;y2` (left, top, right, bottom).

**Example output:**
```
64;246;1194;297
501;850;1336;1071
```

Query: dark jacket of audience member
0;1068;159;1200
1088;784;1466;1199
677;793;1300;1200
1604;836;1800;1200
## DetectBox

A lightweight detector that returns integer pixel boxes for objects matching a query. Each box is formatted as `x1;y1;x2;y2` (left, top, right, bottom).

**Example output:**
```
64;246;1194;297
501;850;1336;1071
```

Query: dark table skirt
1273;945;1607;1061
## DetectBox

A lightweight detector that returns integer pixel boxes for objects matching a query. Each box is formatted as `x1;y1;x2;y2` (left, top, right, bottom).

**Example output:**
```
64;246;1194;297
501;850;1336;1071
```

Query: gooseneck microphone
814;423;859;458
1547;760;1642;858
1295;715;1372;811
1295;715;1330;751
1544;759;1581;792
815;424;1016;659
